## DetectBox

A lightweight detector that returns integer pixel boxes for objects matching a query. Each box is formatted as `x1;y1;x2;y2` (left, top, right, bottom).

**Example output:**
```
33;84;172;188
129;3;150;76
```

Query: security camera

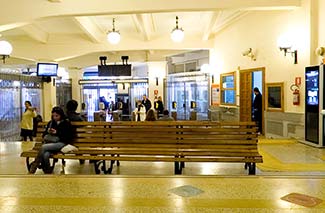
242;48;256;61
242;48;252;56
316;47;325;57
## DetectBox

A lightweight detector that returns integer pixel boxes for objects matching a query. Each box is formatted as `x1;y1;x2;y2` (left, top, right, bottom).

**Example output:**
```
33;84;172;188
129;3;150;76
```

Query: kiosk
304;65;325;147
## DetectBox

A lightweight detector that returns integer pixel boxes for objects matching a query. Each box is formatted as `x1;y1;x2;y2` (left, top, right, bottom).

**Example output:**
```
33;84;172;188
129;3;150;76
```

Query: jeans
36;142;66;170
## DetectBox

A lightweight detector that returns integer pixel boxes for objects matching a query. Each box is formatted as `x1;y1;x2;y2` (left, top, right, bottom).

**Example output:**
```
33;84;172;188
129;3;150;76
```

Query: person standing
133;100;146;121
141;95;152;112
253;87;262;133
154;96;164;117
20;101;37;141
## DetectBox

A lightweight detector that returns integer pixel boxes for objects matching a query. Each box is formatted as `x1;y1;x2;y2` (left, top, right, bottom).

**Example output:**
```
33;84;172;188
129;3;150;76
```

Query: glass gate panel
167;74;209;120
82;86;118;121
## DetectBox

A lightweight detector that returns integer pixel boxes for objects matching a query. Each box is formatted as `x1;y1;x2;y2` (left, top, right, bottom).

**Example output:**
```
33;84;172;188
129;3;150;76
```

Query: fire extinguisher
290;84;300;105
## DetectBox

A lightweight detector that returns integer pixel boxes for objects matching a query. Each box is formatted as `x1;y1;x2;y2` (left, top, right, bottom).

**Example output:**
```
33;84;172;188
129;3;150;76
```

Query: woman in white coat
133;100;146;121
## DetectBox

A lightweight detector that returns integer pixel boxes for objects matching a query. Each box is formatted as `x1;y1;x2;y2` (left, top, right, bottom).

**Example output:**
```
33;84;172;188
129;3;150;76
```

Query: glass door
167;74;208;120
82;86;117;121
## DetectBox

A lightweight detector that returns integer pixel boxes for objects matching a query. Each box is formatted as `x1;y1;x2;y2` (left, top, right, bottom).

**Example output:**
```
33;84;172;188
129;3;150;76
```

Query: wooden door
240;71;252;122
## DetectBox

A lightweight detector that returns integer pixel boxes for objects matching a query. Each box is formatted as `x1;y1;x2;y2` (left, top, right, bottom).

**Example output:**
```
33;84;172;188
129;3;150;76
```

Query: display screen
98;65;131;76
37;63;58;76
305;67;319;106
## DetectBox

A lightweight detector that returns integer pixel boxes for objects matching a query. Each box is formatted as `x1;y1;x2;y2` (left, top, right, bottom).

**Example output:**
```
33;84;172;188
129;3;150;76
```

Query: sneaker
29;161;38;174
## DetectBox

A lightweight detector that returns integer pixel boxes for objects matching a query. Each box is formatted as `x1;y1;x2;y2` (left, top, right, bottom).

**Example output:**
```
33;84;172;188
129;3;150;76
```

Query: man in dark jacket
253;87;262;133
66;100;83;121
141;95;152;112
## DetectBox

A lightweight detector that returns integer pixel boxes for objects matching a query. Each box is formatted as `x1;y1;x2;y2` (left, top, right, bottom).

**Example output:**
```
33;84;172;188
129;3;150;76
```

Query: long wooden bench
20;121;263;175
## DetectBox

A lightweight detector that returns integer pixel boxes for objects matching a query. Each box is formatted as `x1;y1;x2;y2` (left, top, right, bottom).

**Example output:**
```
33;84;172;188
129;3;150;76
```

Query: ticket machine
305;65;325;147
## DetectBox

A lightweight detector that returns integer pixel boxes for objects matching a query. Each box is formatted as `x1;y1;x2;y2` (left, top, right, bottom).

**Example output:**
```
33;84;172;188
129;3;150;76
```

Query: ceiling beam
202;12;220;41
0;0;301;29
21;24;49;43
74;17;106;43
213;10;250;35
132;14;155;41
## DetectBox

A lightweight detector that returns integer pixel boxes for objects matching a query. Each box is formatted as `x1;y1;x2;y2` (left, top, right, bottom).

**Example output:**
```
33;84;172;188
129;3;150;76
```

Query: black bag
43;134;60;143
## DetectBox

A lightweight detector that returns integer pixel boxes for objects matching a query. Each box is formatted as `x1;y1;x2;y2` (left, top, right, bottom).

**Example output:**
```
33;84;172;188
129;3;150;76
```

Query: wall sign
211;84;220;106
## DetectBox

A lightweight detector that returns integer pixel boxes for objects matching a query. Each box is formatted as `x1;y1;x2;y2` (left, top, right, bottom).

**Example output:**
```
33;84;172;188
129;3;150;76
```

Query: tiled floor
1;139;325;212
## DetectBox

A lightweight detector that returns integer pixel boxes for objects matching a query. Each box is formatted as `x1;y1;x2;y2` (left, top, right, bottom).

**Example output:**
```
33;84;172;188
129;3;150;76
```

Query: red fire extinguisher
290;84;300;105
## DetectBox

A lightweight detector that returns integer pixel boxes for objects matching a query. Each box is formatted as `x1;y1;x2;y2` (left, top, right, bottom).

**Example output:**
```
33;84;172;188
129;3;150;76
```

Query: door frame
239;67;265;134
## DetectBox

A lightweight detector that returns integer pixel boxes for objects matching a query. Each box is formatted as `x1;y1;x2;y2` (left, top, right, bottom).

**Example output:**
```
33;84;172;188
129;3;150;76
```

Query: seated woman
29;106;73;174
145;108;157;121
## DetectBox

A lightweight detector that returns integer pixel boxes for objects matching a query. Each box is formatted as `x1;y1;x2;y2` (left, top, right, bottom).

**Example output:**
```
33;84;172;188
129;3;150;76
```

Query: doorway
167;74;209;120
82;86;117;121
239;67;265;134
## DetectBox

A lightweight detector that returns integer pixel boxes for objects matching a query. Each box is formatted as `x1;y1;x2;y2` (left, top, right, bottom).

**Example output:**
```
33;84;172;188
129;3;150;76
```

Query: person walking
20;101;37;141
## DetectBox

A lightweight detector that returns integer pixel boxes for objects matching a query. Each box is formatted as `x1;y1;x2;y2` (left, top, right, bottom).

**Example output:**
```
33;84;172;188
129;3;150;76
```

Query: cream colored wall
42;79;56;121
68;68;83;112
318;0;325;50
147;61;167;104
212;1;313;113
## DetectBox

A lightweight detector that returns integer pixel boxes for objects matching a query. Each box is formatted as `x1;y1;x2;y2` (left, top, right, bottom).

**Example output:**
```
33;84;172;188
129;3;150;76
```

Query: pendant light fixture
0;35;13;63
171;16;184;43
107;18;121;45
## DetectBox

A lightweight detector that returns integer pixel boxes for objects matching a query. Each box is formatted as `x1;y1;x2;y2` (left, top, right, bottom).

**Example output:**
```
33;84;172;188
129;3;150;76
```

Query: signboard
211;84;220;106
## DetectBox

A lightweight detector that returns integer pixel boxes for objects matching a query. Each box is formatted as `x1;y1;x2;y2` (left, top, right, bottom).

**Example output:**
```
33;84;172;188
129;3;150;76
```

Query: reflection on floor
1;139;325;212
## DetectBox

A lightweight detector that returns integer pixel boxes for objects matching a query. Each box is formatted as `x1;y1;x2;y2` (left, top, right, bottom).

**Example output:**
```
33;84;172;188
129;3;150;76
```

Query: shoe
43;166;54;174
29;161;38;174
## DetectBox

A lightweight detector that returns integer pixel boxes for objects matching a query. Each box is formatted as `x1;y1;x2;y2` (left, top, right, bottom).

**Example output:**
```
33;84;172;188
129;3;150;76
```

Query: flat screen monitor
305;67;319;106
37;63;58;77
98;65;131;77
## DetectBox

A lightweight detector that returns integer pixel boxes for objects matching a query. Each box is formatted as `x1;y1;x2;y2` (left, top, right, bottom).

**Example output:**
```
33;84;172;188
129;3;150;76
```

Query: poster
211;84;220;106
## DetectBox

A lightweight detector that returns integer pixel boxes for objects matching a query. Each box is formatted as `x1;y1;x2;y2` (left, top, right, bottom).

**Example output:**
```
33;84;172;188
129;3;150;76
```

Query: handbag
43;134;60;143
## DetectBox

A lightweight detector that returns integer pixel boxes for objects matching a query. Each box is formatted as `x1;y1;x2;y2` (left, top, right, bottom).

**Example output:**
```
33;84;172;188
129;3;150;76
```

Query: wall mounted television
37;63;58;77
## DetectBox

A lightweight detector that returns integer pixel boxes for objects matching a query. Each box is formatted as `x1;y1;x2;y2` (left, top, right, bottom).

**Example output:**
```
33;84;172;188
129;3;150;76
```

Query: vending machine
304;65;325;147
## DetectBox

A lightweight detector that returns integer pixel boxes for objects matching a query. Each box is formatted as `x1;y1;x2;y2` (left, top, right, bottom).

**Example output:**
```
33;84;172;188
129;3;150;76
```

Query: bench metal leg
102;160;114;174
174;161;181;174
94;160;103;174
248;163;256;175
244;162;249;170
26;157;33;172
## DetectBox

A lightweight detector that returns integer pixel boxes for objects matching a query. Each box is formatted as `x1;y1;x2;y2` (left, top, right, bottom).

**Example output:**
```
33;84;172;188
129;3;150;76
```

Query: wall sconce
315;47;325;57
155;77;159;86
0;39;13;64
279;46;297;64
316;47;325;64
107;18;121;45
277;35;297;64
242;48;256;61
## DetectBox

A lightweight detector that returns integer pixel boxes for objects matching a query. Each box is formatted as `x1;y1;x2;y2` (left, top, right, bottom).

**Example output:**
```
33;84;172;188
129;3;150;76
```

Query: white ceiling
0;0;301;68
